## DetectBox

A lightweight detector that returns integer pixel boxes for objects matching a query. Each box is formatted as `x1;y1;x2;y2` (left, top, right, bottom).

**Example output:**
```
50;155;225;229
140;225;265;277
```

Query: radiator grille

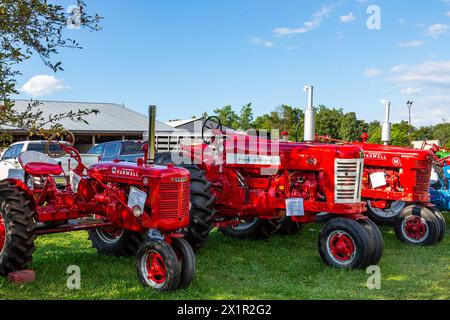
159;181;190;219
413;156;433;194
335;159;363;204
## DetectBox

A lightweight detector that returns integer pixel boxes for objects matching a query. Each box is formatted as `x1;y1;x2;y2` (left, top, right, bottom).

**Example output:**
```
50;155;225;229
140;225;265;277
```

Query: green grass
0;217;449;300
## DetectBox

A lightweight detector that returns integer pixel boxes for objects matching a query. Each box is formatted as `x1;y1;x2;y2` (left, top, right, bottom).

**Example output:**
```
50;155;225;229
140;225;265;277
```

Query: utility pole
407;101;413;137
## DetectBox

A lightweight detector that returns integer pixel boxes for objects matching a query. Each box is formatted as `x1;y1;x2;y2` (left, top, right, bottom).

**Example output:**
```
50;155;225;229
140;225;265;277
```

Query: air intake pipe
303;85;315;143
147;105;156;165
381;100;391;146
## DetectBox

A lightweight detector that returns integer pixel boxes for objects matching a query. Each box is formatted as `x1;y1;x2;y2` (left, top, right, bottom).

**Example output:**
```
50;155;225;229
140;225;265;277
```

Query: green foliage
213;105;239;128
390;121;412;147
238;103;253;131
0;0;102;140
433;124;450;148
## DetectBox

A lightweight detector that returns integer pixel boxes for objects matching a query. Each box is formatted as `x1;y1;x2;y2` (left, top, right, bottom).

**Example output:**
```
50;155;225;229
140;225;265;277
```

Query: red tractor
0;106;194;292
156;86;383;270
315;134;446;246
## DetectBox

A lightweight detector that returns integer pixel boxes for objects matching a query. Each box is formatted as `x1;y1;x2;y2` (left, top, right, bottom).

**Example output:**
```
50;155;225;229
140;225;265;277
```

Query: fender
2;178;37;209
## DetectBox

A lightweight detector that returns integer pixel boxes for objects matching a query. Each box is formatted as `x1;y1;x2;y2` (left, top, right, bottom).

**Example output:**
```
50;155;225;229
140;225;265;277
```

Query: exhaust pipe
147;105;156;165
303;85;315;143
381;100;391;146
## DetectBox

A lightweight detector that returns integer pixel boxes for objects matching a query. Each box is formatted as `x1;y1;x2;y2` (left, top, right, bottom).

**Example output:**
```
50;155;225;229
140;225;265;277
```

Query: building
165;117;233;133
2;100;182;152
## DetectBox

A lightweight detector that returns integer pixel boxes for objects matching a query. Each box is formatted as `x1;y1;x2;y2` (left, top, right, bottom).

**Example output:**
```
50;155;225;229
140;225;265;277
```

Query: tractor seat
23;162;63;176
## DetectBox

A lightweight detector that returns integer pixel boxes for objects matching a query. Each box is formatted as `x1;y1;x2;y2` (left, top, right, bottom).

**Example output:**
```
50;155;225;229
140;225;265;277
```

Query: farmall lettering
112;166;139;178
364;152;387;161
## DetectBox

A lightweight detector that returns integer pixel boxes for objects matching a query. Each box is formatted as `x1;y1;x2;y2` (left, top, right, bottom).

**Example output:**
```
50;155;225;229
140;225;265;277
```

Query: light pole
407;101;413;137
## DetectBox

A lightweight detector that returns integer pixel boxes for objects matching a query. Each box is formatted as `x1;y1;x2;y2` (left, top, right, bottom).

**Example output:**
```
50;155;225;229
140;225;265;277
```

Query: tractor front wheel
318;218;375;269
395;205;440;246
171;237;196;289
0;182;36;276
88;227;143;256
136;239;180;292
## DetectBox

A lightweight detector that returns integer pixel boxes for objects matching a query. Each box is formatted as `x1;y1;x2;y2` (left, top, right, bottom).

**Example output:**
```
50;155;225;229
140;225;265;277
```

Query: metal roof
5;100;178;134
165;118;200;128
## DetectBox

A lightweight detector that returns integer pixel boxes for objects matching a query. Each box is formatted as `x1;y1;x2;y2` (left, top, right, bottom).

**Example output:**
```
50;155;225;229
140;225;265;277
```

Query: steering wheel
202;116;223;145
45;131;76;158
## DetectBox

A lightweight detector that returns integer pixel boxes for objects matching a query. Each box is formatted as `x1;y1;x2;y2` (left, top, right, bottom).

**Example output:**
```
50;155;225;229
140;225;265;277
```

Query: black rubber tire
394;205;439;246
358;219;384;266
88;228;144;256
172;237;196;289
0;182;36;276
365;200;406;225
427;207;447;244
156;153;216;251
276;217;303;236
220;218;280;239
318;218;374;269
136;239;181;292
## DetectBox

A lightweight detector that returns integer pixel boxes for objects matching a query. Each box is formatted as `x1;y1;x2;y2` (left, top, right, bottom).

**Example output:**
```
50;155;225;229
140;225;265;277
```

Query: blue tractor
429;164;450;211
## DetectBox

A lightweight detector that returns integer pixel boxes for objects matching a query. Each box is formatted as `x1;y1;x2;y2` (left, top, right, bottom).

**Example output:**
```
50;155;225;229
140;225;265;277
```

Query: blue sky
14;0;450;126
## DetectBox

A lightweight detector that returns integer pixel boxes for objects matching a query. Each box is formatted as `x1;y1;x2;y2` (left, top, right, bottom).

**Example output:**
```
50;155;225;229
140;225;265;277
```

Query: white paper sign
286;198;305;217
128;187;148;211
370;172;386;189
70;171;81;192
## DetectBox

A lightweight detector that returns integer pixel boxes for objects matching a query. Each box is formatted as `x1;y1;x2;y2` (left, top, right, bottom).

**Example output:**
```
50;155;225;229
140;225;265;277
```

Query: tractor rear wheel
318;218;375;269
220;218;281;239
366;200;406;225
171;237;196;289
88;227;144;256
394;205;439;246
155;153;216;251
136;239;180;292
0;182;36;276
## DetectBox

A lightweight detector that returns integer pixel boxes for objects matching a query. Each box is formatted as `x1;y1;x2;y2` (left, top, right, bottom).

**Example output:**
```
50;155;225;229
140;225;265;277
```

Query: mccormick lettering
364;153;387;161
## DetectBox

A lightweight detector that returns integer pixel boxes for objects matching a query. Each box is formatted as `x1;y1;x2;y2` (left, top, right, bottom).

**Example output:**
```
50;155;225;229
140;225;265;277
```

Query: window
28;142;65;155
103;143;120;158
2;144;24;160
121;142;144;155
88;144;104;155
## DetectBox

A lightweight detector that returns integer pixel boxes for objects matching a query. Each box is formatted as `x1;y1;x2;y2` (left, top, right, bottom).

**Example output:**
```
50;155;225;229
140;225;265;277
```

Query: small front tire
136;240;181;292
172;237;196;289
394;205;439;246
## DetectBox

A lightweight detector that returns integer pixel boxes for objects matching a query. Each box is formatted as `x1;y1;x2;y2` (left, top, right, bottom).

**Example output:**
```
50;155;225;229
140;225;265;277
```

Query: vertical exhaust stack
147;105;157;165
304;85;315;143
381;100;392;146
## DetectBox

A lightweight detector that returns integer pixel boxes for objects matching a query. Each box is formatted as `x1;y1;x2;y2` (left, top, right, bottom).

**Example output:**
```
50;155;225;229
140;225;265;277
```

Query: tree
339;112;368;142
238;103;253;131
433;124;450;148
315;105;344;139
390;121;412;147
213;105;239;128
252;105;303;140
0;0;102;144
367;121;382;144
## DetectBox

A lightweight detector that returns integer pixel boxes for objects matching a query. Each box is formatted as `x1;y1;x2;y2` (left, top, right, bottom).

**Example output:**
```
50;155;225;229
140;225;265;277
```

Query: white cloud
446;11;450;17
401;87;423;95
397;40;424;48
425;24;450;37
274;4;335;36
250;38;274;48
340;12;355;23
386;61;450;86
364;68;384;77
20;75;69;97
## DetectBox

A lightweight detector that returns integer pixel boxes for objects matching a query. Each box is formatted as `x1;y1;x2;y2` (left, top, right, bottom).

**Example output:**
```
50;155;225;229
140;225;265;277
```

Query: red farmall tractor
156;86;384;270
0;106;195;292
313;100;446;246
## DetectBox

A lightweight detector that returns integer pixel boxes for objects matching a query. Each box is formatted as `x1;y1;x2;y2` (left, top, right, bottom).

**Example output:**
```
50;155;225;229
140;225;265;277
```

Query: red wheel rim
0;212;6;253
402;216;428;243
144;251;167;286
327;231;356;264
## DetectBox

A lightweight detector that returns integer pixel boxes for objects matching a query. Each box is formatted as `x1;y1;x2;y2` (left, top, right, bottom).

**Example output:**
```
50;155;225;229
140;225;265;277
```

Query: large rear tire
220;218;281;239
366;200;406;225
172;237;196;289
358;219;384;266
155;153;216;251
0;182;36;276
87;227;144;256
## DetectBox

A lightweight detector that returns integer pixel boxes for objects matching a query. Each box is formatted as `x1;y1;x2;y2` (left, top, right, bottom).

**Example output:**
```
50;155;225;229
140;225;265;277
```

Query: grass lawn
0;216;449;300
